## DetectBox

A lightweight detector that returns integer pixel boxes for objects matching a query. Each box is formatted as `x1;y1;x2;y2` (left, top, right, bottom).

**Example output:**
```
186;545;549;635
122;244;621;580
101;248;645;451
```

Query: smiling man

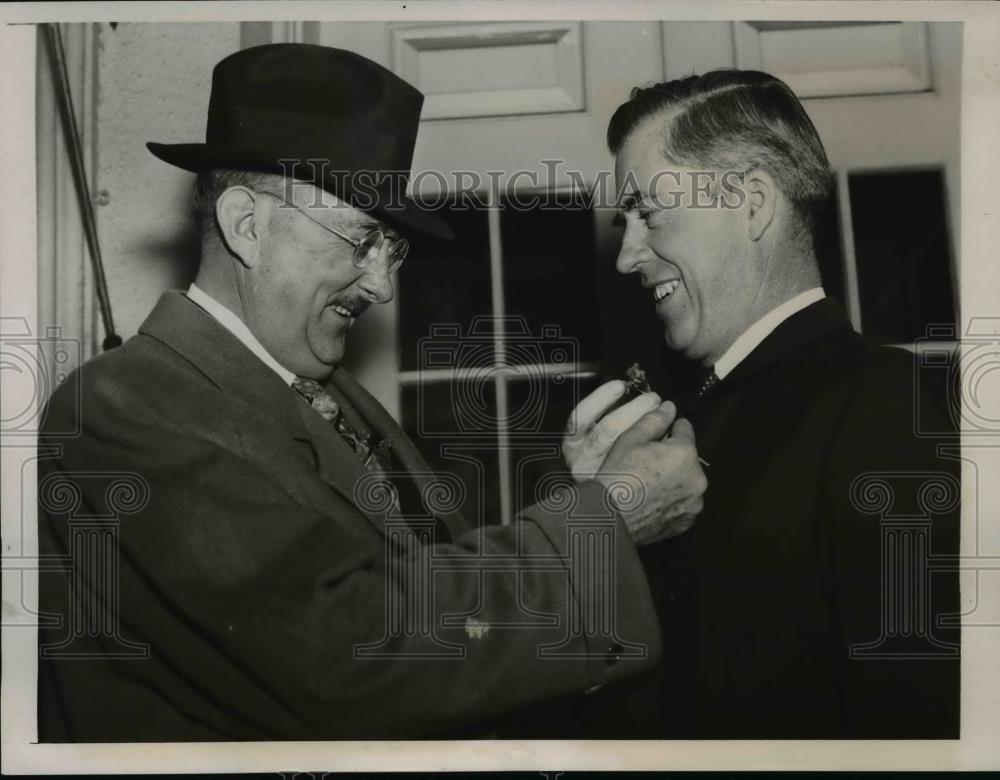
36;44;708;741
547;69;960;739
186;174;400;378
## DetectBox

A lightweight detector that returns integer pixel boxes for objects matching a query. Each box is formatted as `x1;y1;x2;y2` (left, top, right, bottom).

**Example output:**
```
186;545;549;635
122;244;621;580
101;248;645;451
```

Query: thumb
656;399;677;432
612;403;676;452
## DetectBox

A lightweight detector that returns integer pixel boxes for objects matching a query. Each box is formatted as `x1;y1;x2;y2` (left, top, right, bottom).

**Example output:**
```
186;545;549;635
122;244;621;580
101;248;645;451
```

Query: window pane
401;382;502;527
848;169;955;342
397;202;492;371
500;193;601;363
507;374;601;513
814;180;845;308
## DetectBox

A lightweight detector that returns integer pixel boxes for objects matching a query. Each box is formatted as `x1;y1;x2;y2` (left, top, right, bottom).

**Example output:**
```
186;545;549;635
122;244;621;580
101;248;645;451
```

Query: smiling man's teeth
331;304;354;318
653;280;680;302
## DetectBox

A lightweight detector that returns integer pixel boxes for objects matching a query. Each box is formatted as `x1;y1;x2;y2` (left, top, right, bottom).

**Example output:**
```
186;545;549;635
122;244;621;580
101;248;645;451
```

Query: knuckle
592;420;613;444
640;406;662;422
641;394;662;411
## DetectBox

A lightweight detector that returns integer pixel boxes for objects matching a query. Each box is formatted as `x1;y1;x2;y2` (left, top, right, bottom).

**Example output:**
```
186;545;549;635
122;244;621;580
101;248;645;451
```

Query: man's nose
616;221;653;275
357;254;394;304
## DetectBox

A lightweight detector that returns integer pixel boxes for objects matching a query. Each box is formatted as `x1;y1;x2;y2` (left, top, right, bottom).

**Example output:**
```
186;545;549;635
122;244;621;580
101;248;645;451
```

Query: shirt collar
186;283;296;387
714;287;826;380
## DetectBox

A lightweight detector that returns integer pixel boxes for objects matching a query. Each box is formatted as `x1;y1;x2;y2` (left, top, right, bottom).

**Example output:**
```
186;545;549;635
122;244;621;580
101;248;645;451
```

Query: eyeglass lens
357;231;409;268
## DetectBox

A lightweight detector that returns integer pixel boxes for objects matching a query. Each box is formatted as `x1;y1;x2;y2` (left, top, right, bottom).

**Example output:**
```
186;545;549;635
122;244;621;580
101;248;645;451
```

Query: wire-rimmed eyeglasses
257;190;409;272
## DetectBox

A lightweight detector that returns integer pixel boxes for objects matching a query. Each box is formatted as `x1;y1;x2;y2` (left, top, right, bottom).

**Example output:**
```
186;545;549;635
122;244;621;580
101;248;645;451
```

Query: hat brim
147;142;454;241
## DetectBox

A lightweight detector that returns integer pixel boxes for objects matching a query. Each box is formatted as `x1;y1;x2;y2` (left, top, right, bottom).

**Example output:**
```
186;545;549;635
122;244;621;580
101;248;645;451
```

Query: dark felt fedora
147;43;452;239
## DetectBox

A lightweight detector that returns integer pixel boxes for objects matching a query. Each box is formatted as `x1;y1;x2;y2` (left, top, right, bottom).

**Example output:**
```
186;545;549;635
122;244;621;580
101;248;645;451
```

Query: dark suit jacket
37;291;661;741
504;298;960;739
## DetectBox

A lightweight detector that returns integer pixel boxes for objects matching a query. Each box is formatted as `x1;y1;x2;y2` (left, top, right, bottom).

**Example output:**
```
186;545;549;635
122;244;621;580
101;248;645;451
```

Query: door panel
662;21;962;335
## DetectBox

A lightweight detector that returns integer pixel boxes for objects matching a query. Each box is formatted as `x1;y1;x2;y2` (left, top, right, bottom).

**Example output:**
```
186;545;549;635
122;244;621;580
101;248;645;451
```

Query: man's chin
662;325;690;356
664;332;710;367
304;339;345;377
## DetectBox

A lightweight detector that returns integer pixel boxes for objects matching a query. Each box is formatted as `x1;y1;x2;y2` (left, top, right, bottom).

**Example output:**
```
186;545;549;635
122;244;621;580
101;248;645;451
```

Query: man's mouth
652;279;681;303
328;301;366;320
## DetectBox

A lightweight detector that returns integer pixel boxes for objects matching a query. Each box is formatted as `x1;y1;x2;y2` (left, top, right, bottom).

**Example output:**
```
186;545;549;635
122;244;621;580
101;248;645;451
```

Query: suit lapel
139;291;395;537
690;298;856;461
140;292;306;437
721;298;854;390
291;395;395;536
330;368;470;539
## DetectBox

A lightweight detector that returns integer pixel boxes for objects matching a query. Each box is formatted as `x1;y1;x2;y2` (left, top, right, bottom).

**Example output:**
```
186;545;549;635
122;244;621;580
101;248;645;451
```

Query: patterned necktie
696;368;720;399
292;376;389;474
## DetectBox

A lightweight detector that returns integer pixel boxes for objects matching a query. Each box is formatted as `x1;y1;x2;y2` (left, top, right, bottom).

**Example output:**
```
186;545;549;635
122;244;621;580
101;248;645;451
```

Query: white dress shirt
186;283;295;386
713;287;826;380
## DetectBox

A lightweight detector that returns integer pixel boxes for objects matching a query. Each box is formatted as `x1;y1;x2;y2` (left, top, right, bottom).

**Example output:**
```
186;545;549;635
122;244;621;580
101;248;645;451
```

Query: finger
565;380;625;437
612;405;677;450
651;515;697;543
668;417;697;443
654;400;677;436
592;392;662;445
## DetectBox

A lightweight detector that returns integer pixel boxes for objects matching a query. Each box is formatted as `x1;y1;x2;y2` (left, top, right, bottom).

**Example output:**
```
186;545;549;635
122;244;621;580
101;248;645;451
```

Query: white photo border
2;0;998;773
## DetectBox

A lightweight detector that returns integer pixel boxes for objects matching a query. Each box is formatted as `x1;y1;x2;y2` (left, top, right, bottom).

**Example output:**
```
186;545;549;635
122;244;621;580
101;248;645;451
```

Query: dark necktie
676;368;720;419
292;376;391;474
695;368;720;399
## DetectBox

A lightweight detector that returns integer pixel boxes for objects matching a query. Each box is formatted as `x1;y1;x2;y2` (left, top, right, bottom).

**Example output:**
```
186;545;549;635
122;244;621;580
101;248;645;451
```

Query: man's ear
744;168;777;242
215;186;263;268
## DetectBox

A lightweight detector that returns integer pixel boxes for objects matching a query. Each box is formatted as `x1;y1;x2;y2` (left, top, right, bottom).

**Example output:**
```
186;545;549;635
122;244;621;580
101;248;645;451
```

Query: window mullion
488;189;514;526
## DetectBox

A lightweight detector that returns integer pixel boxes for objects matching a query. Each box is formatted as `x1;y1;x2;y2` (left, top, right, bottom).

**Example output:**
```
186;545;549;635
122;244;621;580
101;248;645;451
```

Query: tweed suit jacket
37;291;661;741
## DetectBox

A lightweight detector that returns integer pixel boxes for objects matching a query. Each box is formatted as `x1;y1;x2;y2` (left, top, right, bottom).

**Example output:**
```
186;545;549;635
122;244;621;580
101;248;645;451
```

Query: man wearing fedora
36;44;706;740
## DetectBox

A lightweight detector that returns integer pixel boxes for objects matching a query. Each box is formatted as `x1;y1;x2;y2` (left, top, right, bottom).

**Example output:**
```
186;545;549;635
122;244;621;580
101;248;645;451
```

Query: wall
94;22;241;338
52;20;962;360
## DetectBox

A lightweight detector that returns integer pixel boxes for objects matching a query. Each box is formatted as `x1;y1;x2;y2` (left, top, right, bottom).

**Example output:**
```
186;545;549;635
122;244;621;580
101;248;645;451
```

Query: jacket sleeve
820;348;960;737
38;365;660;740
